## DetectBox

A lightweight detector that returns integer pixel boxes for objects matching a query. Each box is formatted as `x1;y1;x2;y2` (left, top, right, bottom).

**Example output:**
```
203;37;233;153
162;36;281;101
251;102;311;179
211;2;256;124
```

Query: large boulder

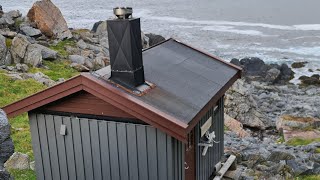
0;109;14;167
24;44;43;67
20;25;42;37
0;34;7;65
10;34;30;64
4;152;30;170
145;33;165;46
27;0;72;40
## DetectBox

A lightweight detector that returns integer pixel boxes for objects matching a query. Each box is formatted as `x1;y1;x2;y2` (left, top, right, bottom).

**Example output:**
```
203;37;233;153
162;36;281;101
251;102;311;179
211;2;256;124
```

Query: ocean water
2;0;320;83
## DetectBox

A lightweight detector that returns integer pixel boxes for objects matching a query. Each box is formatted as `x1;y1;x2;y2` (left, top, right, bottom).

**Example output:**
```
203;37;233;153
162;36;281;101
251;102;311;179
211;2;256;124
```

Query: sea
2;0;320;83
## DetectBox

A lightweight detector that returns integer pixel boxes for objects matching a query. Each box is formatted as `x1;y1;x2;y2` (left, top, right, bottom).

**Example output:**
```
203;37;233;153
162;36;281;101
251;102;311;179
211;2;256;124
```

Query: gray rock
93;56;107;69
265;68;281;83
10;34;30;64
0;109;14;167
4;51;12;65
0;168;11;180
31;72;55;86
24;44;42;67
145;33;165;47
286;159;312;176
7;10;22;19
20;26;42;37
34;44;57;60
69;55;85;65
0;34;7;65
70;63;89;72
268;150;295;162
0;30;17;38
30;161;35;171
0;14;14;26
77;39;87;49
15;63;29;72
5;66;14;71
84;58;94;69
4;152;30;170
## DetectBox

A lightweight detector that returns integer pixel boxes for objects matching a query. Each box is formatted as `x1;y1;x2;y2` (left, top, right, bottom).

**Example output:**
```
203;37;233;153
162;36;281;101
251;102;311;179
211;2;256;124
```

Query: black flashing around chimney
107;17;145;88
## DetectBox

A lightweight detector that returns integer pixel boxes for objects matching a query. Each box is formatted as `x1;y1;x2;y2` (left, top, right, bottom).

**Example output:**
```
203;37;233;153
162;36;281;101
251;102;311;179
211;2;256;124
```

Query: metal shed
3;9;241;180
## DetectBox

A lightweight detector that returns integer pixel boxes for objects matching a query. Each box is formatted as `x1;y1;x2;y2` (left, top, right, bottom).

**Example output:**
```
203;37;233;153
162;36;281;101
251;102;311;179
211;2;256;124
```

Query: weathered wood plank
108;122;120;180
80;118;94;180
90;120;102;180
37;114;53;180
29;114;44;180
54;116;68;180
63;117;76;180
98;121;111;180
126;125;139;180
117;123;129;180
136;125;148;180
146;126;158;180
71;117;85;180
157;129;167;180
45;115;60;180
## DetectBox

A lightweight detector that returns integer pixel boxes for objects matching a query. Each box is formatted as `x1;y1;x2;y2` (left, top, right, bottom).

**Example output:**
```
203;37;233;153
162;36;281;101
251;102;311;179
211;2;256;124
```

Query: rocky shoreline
1;1;320;180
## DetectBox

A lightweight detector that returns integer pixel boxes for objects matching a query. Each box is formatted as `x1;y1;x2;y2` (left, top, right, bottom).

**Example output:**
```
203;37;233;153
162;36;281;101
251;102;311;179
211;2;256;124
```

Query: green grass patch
0;73;46;107
316;148;320;153
8;169;36;180
6;38;12;48
49;39;76;58
286;138;320;146
29;60;79;81
276;134;285;144
296;175;320;180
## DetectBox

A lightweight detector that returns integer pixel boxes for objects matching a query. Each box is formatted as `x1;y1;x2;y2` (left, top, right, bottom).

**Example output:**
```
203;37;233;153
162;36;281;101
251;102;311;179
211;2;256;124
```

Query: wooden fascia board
2;75;83;118
81;74;189;142
186;70;241;132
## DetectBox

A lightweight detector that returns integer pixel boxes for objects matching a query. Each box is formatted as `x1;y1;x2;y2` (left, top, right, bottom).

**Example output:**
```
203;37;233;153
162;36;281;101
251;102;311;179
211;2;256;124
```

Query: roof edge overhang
1;73;189;143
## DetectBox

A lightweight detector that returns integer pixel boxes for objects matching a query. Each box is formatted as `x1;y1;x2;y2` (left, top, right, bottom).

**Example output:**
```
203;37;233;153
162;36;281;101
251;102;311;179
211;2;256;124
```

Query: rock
239;57;269;77
4;52;12;65
299;75;320;87
265;68;281;83
4;152;30;170
0;168;11;180
20;25;42;37
32;72;55;86
5;66;14;71
224;114;250;138
84;58;94;69
7;10;22;19
15;63;29;72
145;33;165;46
141;32;149;48
93;56;108;69
276;115;319;131
24;44;42;67
77;39;87;49
230;58;241;66
0;6;3;17
69;55;85;65
91;21;105;34
34;44;57;60
291;62;307;69
0;34;7;65
27;0;72;39
276;64;294;84
10;34;30;64
0;30;17;38
30;161;35;171
70;63;89;72
268;151;295;162
0;109;14;167
0;14;14;26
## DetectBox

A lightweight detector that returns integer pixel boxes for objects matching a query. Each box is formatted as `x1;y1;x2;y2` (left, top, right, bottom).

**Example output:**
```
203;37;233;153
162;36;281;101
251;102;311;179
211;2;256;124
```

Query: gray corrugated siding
195;97;224;180
29;114;185;180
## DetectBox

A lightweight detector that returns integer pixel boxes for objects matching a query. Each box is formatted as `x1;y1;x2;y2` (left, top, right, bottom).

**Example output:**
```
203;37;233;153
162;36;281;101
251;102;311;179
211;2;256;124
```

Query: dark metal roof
2;38;241;142
138;39;239;124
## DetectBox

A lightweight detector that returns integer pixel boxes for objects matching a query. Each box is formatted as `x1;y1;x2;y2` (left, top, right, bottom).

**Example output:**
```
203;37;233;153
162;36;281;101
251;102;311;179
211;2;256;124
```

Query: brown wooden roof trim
3;75;83;118
187;70;241;132
2;73;189;142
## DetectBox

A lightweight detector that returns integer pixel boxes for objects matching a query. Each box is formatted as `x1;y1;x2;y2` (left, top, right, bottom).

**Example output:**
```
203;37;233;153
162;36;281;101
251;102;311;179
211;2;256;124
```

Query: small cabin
3;8;241;180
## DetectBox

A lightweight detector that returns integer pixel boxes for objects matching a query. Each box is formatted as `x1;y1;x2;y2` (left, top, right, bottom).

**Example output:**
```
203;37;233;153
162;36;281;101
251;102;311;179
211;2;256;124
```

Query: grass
286;138;320;146
29;60;79;81
0;73;46;179
8;169;36;180
49;39;76;58
296;175;320;180
6;38;13;48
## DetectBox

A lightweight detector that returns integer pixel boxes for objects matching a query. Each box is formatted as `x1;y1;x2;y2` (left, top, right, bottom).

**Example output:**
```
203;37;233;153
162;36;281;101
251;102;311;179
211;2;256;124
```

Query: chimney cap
113;7;133;19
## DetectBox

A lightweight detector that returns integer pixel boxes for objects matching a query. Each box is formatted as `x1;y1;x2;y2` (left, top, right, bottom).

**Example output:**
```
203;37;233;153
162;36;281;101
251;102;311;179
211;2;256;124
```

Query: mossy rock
291;61;307;69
